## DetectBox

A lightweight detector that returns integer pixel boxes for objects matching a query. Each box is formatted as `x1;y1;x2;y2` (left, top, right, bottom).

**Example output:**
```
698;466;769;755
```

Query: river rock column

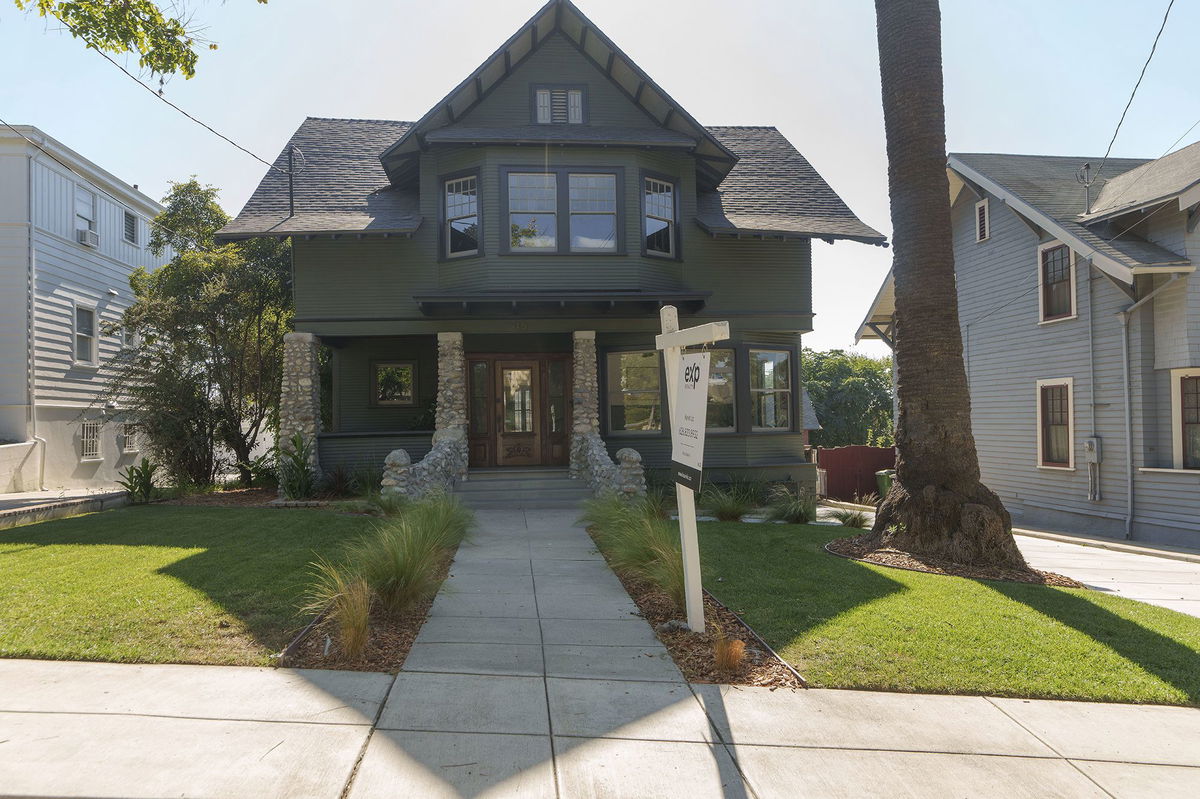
279;331;321;481
434;332;467;435
571;331;600;477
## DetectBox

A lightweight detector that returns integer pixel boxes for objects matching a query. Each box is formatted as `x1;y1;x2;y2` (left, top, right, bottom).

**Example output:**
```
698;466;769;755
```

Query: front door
496;360;541;466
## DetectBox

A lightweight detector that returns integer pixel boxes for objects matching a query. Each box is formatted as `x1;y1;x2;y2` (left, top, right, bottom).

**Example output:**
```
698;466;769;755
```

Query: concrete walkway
3;508;1200;797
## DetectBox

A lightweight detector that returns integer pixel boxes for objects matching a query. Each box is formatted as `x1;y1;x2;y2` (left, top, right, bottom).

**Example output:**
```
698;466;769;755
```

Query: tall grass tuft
278;434;318;499
701;484;755;521
370;492;412;517
581;496;686;611
714;631;747;674
303;558;372;659
829;507;871;529
765;485;818;524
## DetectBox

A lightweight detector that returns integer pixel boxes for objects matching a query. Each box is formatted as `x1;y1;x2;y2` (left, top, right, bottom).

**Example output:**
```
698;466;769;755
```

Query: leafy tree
804;349;894;447
103;179;291;487
15;0;269;78
867;0;1026;569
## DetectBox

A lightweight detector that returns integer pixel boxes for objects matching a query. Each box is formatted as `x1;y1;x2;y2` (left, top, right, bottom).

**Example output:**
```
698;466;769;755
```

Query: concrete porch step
454;469;592;509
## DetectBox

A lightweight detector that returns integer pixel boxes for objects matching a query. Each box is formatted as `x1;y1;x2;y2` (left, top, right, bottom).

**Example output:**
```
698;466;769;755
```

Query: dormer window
534;86;584;124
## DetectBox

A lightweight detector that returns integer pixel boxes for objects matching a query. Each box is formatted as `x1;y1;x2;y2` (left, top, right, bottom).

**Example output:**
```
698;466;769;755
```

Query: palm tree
868;0;1026;569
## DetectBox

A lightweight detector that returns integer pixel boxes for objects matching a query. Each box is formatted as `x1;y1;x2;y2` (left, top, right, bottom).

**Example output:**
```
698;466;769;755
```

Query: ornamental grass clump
765;485;818;524
701;484;755;522
714;630;747;674
303;558;372;660
829;507;871;529
581;496;686;611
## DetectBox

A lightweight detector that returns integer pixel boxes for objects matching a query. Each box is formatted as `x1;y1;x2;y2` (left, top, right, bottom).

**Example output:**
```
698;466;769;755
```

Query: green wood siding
330;336;437;433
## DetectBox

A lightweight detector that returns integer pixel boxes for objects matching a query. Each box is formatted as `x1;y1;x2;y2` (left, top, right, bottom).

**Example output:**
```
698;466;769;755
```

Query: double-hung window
644;177;676;257
534;87;584;124
444;175;479;257
1037;379;1073;468
505;168;620;254
75;186;96;234
750;349;792;430
74;304;96;365
606;351;661;433
1039;243;1075;321
705;349;736;431
1183;376;1200;469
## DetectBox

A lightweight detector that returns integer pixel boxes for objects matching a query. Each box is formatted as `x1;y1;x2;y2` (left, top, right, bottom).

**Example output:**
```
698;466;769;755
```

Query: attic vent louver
535;87;583;124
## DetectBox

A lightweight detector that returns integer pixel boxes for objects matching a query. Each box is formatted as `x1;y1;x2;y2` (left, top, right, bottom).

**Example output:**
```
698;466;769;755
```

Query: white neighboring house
0;125;169;493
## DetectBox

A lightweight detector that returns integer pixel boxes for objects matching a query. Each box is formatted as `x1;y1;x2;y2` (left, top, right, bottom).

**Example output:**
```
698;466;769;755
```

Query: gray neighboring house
859;143;1200;547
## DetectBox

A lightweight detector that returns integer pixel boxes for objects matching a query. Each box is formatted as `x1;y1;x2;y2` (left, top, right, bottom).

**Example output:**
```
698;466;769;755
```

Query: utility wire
1085;113;1200;217
1091;0;1176;184
52;15;291;175
0;115;210;253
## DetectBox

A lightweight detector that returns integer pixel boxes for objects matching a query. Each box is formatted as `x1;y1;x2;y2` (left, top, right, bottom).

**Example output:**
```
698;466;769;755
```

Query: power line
1084;113;1200;218
0;116;210;253
51;15;290;176
1091;0;1176;184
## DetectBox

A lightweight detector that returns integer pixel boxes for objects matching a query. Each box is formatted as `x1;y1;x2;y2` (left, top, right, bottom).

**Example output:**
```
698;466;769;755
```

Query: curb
0;492;128;531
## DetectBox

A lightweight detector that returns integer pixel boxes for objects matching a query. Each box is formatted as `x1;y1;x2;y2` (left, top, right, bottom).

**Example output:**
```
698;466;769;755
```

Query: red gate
816;446;896;501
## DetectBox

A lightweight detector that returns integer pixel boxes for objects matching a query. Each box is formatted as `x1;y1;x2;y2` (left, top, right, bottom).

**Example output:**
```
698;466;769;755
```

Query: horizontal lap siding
318;433;433;472
331;336;438;434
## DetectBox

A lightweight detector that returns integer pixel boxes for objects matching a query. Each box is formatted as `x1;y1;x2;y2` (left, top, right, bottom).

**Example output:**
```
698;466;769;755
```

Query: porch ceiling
412;289;710;317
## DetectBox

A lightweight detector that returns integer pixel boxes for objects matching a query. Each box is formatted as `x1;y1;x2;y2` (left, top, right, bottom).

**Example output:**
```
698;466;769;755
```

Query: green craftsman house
218;0;883;501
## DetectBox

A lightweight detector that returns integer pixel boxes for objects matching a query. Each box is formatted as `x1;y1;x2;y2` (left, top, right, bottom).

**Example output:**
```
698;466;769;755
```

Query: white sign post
656;305;729;634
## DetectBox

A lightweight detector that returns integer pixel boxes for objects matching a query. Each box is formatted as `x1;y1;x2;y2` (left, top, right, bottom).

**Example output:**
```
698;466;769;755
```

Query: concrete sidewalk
3;507;1200;797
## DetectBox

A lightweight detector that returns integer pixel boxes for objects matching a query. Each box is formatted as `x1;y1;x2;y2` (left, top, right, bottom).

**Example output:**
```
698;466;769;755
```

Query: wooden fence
816;445;896;501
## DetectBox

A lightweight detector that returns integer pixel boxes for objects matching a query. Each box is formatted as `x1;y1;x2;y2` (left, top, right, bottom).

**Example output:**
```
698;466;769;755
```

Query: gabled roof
378;0;738;190
699;127;885;244
218;118;883;244
218;117;421;241
1085;139;1200;222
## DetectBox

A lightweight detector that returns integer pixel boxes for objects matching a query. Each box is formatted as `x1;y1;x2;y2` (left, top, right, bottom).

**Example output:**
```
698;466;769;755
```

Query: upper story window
644;177;676;257
1039;243;1076;322
1037;378;1073;469
74;304;96;365
975;198;989;242
504;168;621;254
750;349;792;430
444;175;479;258
123;210;138;245
74;185;96;234
534;86;584;124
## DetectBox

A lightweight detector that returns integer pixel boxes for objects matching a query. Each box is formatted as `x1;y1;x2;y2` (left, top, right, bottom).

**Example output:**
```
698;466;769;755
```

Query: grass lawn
699;521;1200;706
0;506;376;665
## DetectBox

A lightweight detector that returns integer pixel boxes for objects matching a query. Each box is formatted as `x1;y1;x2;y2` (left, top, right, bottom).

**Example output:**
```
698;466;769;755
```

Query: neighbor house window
704;349;736;431
1037;379;1073;468
644;177;676;257
1039;243;1075;321
607;350;661;433
122;423;140;454
534;87;584;124
569;174;617;252
975;198;989;242
508;172;557;250
445;175;479;257
1183;376;1200;469
123;210;138;245
74;304;96;364
374;362;416;406
79;420;101;460
75;186;95;234
750;349;792;430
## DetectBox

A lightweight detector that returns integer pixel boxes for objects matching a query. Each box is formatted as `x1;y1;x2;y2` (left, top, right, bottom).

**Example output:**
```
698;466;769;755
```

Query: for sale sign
671;351;710;491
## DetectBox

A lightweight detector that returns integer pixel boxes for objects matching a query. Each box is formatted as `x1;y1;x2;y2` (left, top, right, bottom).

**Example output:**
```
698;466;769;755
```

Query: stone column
571;331;600;477
279;331;321;476
434;331;467;438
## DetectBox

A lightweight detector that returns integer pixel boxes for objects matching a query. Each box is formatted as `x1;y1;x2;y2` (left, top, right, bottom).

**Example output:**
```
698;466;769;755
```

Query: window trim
748;347;796;433
123;209;139;246
1037;241;1077;324
1170;368;1200;469
499;165;625;256
121;422;140;454
74;184;96;234
1036;377;1075;470
72;301;98;367
439;169;483;262
371;360;418;407
974;198;990;243
529;83;589;125
79;419;102;461
640;170;681;260
602;348;665;436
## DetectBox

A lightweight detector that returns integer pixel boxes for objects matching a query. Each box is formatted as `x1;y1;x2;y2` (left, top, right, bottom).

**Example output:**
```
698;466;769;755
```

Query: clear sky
2;0;1197;355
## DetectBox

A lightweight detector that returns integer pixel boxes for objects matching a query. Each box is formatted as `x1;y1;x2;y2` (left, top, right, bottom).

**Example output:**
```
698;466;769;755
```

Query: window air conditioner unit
77;229;100;248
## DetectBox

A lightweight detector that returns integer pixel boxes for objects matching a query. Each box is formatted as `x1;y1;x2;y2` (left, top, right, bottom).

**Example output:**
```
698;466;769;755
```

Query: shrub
714;632;746;674
237;452;277;488
371;492;411;517
117;458;158;504
640;485;674;520
304;558;372;659
701;485;755;522
728;476;769;506
829;507;871;529
581;496;686;611
321;464;358;498
278;433;317;499
765;485;818;524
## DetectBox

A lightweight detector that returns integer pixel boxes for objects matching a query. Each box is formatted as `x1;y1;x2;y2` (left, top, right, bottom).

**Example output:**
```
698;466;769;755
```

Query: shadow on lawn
1;506;359;651
986;580;1200;703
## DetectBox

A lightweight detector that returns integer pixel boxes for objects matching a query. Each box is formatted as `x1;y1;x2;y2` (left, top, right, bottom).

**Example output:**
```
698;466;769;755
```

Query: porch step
454;469;592;509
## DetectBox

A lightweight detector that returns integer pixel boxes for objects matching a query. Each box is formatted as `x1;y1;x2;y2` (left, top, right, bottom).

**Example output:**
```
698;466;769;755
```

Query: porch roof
412;289;710;316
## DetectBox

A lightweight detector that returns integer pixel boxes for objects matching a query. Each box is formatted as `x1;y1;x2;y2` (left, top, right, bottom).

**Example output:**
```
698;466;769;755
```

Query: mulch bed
282;550;453;672
161;487;277;507
826;534;1086;588
587;530;803;689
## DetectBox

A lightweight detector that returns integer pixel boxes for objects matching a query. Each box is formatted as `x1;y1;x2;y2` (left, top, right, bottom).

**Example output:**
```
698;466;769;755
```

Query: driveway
2;508;1199;797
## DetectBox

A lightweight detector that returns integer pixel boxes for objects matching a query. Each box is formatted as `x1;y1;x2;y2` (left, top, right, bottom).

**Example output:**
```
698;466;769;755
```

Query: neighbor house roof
219;119;884;245
1085;139;1200;222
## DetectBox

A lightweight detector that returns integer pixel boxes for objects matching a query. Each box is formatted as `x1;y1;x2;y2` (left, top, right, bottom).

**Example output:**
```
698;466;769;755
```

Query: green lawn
0;506;376;665
699;521;1200;706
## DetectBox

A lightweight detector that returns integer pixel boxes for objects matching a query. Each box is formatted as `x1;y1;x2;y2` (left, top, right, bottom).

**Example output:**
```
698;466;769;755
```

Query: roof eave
215;221;423;243
694;218;887;245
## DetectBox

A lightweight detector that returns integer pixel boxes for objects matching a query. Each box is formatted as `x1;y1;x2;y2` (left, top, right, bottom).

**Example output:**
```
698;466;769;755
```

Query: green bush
278;433;317;499
320;464;358;498
117;458;158;504
370;492;411;517
765;485;818;524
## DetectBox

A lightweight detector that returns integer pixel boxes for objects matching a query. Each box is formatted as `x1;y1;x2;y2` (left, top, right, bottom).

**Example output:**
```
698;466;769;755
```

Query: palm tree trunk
870;0;1026;569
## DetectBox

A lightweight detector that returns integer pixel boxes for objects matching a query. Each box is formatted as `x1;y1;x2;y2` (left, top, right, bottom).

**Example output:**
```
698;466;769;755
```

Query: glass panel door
496;361;541;466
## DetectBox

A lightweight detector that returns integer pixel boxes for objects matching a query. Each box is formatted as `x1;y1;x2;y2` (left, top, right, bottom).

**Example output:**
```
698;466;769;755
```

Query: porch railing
571;432;646;499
